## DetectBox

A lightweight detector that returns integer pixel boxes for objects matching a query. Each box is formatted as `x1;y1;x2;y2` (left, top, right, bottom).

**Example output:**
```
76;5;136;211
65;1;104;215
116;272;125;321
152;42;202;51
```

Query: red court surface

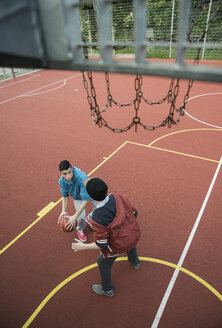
0;66;222;328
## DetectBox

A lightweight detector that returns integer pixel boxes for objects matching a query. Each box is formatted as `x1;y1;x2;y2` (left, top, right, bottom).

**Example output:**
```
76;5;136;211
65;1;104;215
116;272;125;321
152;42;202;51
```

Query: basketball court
0;67;221;328
0;0;222;327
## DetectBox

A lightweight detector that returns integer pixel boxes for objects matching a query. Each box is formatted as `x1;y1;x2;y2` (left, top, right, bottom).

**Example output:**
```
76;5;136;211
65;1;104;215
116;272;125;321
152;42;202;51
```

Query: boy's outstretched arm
72;239;100;252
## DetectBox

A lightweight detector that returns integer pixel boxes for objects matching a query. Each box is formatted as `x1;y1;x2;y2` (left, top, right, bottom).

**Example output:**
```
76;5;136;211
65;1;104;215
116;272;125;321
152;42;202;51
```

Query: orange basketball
59;215;76;232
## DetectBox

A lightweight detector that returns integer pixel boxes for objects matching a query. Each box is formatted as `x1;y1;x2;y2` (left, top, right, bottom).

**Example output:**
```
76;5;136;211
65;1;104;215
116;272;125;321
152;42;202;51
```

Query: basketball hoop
82;0;219;133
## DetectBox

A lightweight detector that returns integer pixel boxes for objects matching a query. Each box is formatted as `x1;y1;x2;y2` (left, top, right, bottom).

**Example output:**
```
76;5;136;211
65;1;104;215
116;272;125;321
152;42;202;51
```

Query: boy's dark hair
86;178;108;201
59;160;72;171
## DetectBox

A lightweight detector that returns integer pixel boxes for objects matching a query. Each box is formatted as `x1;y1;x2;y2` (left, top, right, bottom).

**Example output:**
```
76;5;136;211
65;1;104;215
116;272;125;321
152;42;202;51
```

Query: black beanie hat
86;178;108;201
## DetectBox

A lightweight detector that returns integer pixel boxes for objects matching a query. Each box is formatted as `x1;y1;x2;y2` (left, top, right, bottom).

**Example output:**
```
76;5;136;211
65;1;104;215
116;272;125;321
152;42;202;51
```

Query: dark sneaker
92;284;114;297
133;263;141;270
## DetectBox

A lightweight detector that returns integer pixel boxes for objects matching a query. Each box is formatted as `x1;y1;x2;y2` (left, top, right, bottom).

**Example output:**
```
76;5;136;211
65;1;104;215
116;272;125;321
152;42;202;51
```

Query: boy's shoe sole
133;263;141;270
92;284;114;297
77;230;87;242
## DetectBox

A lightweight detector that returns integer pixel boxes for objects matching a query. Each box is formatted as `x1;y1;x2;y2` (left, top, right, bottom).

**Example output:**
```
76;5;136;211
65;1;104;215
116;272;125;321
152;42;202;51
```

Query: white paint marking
0;73;81;105
0;74;40;89
185;92;222;129
151;155;222;328
21;80;67;97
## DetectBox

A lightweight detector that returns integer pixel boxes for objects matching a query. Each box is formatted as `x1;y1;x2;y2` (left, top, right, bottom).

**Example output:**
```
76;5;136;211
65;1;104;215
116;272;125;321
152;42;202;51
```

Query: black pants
97;246;140;291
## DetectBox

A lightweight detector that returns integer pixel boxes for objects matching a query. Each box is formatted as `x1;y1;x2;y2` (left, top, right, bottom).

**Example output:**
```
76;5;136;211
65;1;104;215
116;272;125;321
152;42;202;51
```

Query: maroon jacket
92;193;141;258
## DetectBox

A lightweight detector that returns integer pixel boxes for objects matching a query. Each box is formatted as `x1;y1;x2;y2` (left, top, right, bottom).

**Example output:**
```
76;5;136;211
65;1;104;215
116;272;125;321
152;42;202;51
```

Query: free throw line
1;134;220;254
151;155;222;328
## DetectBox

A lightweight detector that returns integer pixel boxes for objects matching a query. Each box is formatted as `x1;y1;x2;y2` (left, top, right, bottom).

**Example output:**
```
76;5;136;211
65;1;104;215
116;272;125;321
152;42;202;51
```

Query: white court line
21;80;67;97
0;73;81;105
151;155;222;328
0;74;40;89
185;93;222;129
0;69;41;84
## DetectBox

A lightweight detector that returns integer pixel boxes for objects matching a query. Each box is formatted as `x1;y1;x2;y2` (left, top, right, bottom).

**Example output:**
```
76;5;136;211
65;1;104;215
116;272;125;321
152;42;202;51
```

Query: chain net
81;0;221;133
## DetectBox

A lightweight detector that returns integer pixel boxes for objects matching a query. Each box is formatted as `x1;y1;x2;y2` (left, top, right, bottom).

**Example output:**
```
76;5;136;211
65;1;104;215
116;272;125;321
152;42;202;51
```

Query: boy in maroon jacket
72;178;141;297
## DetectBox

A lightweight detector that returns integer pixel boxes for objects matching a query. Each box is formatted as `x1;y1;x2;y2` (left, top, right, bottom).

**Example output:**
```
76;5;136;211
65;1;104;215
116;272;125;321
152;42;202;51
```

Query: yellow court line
87;141;128;176
22;256;222;328
37;202;59;217
149;145;220;163
147;128;222;147
126;140;149;148
22;262;98;328
126;140;220;164
0;141;128;255
0;199;61;255
136;257;222;301
2;130;221;254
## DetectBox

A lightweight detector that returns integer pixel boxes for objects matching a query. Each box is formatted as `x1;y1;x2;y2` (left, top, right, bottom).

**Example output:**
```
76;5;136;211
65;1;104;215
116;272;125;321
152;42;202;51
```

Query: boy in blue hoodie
58;160;96;242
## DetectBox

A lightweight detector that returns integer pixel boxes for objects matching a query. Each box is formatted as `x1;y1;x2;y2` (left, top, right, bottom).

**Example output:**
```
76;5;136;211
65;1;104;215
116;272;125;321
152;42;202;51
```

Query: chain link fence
80;0;222;60
0;67;38;81
1;0;221;81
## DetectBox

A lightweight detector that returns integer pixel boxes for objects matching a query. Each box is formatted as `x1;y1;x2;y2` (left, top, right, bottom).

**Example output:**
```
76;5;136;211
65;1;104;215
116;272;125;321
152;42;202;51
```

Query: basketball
59;215;76;232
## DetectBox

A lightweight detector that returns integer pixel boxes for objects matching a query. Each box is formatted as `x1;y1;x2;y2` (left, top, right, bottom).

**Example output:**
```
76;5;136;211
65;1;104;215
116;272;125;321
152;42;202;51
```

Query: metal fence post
176;0;191;66
134;0;147;63
11;68;16;78
95;0;113;64
202;0;213;60
169;0;175;59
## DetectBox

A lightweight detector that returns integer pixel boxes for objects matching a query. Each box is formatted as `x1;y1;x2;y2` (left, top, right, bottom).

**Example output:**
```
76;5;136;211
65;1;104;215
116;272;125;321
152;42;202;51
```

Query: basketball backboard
0;0;221;82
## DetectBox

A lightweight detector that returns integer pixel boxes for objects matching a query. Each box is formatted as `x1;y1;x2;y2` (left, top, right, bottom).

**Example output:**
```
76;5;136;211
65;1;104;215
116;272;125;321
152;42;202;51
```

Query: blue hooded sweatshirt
59;166;90;201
